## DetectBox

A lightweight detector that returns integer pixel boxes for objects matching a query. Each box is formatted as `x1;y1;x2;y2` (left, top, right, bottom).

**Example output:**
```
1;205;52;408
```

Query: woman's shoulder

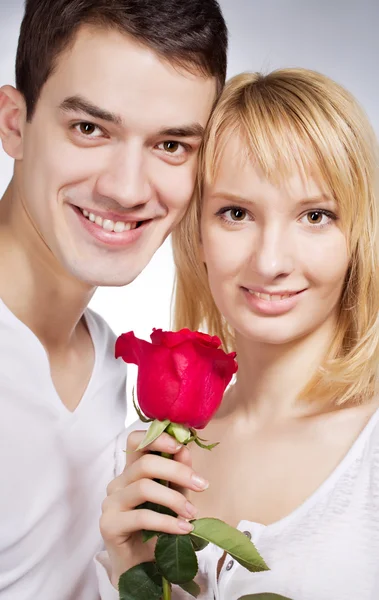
359;405;379;486
363;405;379;454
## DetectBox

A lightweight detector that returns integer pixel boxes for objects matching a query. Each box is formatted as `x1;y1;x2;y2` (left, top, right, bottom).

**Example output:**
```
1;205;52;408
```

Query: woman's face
200;131;350;346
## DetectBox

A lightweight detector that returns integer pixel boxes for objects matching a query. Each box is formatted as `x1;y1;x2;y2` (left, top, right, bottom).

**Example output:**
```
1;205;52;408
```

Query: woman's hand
100;430;209;588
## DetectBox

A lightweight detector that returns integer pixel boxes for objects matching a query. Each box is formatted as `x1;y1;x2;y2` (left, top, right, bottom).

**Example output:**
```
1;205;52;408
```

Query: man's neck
0;181;95;351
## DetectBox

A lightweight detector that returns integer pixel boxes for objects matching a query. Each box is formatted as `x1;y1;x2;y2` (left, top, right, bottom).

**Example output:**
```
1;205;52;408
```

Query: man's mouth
78;208;143;233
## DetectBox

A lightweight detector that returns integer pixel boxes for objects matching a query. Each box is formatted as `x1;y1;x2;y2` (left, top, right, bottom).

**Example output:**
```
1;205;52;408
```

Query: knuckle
133;509;147;530
99;512;115;539
138;452;154;474
127;430;143;451
137;477;152;498
106;478;119;496
101;496;112;514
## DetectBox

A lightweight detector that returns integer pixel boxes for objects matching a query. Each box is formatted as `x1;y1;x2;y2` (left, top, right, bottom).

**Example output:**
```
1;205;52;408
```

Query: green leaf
238;595;293;600
178;580;201;598
142;529;158;543
118;562;162;600
190;535;209;552
155;533;198;584
136;419;170;450
191;518;269;573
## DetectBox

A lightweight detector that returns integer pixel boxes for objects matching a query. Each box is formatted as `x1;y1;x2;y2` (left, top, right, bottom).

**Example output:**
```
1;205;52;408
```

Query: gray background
1;0;378;192
0;0;378;422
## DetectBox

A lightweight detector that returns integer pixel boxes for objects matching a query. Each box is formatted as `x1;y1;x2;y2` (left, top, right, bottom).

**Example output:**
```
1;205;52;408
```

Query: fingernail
185;501;197;518
191;474;209;490
178;519;194;533
169;441;183;452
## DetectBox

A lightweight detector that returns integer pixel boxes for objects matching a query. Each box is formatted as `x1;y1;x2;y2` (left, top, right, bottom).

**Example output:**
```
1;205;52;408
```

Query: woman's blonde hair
172;68;379;406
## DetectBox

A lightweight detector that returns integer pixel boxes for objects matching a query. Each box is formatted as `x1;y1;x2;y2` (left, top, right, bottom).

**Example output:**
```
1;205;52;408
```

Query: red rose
115;328;237;429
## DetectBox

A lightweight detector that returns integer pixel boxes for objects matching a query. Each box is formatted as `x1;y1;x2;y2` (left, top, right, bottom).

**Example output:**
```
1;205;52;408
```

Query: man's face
15;26;216;286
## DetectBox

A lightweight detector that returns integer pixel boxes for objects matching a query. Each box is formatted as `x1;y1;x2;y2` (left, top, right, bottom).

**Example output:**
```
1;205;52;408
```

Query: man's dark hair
16;0;228;120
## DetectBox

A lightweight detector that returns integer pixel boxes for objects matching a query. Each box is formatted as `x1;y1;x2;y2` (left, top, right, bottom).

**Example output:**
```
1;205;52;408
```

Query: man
0;0;227;597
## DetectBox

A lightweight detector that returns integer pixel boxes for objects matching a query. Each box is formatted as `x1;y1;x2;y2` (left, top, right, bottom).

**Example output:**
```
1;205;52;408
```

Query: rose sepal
135;411;219;452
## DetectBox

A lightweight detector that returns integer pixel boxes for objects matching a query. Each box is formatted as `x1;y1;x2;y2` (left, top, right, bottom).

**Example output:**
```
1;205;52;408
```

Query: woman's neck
222;314;338;423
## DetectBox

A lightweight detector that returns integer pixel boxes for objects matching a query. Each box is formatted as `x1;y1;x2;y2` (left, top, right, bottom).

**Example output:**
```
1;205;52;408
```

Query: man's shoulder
85;307;117;341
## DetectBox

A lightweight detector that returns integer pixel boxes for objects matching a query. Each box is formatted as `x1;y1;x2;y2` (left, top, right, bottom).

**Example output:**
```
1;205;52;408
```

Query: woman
99;69;379;599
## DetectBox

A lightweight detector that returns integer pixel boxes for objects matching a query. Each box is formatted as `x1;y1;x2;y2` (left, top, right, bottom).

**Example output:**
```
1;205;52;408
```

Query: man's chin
61;260;143;289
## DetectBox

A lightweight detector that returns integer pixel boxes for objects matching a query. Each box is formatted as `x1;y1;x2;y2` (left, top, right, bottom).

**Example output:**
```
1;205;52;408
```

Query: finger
126;431;183;466
173;445;192;468
103;478;198;520
172;446;193;496
116;452;208;494
100;508;193;544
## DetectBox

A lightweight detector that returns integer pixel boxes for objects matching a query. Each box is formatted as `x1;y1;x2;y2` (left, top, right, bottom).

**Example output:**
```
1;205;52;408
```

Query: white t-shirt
97;410;379;600
0;299;127;600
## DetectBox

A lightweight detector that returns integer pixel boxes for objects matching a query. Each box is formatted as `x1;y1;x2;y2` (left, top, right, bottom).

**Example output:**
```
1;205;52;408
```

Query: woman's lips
242;287;306;315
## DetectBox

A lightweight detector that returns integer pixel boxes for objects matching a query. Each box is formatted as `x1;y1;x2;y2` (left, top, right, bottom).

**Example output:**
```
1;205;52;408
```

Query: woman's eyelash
307;209;337;219
214;206;338;227
215;206;250;223
301;208;338;228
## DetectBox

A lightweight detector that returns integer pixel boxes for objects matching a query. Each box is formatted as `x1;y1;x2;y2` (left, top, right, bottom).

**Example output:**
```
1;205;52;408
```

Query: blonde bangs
202;71;377;250
173;68;379;406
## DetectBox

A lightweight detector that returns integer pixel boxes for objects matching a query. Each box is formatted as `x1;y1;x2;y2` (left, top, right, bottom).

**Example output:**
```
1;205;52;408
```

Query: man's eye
163;141;179;153
158;141;187;155
74;122;103;137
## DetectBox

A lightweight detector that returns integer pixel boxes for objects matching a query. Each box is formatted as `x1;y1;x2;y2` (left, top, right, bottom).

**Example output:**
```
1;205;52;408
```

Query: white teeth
81;209;137;233
113;221;125;233
248;291;295;301
103;219;114;232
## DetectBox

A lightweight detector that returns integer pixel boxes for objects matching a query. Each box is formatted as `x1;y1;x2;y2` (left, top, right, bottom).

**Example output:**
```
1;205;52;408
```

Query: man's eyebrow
59;96;123;126
59;96;205;139
156;124;205;139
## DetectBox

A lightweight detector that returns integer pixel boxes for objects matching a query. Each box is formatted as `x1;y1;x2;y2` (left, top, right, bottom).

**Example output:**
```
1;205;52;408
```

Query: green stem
160;451;173;600
162;575;172;600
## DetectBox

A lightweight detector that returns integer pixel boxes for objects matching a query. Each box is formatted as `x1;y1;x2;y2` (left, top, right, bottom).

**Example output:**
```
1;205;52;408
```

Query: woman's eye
307;211;323;224
302;210;335;226
229;208;247;221
216;206;250;224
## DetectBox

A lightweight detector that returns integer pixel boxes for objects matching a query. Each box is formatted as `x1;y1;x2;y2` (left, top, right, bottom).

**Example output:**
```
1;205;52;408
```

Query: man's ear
0;86;26;160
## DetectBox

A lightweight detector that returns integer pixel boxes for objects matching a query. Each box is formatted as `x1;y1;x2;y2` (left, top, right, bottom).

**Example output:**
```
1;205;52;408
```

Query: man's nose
96;143;152;209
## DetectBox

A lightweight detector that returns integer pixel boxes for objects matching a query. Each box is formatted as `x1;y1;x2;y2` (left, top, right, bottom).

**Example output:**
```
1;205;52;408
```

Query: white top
97;410;379;600
0;299;127;600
